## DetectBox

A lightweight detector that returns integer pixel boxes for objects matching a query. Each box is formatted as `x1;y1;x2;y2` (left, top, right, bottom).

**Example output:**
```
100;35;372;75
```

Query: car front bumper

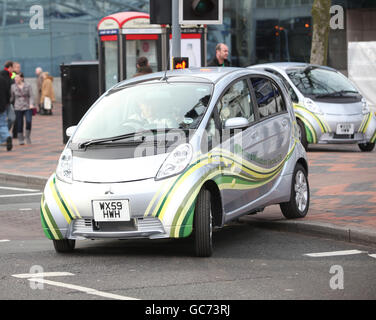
40;174;188;241
294;105;376;144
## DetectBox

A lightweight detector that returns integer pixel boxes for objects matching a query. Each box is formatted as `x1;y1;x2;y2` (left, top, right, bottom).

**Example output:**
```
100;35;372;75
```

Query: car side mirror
224;117;249;129
66;126;77;137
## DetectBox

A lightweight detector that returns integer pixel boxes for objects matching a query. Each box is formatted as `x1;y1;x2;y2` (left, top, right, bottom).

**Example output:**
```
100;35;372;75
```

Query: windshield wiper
314;90;359;98
78;129;180;150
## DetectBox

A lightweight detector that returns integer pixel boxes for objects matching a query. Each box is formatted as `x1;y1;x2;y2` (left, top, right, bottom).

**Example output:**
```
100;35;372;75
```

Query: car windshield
72;82;213;143
287;66;359;97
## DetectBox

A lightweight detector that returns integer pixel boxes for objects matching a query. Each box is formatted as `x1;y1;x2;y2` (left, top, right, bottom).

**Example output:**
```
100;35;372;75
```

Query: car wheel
358;142;375;152
297;120;308;150
194;188;213;257
280;163;310;219
53;239;76;253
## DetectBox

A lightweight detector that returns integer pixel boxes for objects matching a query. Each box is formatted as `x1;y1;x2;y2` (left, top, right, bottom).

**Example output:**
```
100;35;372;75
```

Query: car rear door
247;76;292;198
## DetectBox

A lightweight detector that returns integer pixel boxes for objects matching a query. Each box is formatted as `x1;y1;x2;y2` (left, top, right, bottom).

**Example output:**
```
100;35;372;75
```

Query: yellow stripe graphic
49;179;72;224
40;196;60;240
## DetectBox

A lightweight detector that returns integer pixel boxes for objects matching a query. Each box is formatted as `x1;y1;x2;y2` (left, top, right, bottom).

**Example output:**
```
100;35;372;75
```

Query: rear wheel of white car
53;239;75;253
358;142;375;152
194;188;213;257
280;163;310;219
297;120;308;150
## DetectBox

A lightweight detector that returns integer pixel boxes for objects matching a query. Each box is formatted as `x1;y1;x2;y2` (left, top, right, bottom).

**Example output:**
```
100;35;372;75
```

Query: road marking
12;272;74;279
369;254;376;259
19;208;33;211
28;278;139;300
304;250;364;257
0;240;10;243
0;186;40;192
12;272;138;300
0;193;42;198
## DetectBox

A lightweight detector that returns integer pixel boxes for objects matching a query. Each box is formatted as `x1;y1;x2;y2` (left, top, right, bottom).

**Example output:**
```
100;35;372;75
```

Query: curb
241;217;376;247
0;172;48;188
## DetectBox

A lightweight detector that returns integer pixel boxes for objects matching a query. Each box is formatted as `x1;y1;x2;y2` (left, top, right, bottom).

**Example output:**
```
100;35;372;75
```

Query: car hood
315;100;363;116
72;153;169;183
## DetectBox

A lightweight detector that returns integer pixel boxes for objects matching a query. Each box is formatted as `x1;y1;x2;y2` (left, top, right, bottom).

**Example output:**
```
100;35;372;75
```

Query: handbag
44;97;52;110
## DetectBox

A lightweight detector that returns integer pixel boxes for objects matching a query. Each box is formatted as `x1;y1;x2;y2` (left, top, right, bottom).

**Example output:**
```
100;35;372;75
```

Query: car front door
214;78;265;218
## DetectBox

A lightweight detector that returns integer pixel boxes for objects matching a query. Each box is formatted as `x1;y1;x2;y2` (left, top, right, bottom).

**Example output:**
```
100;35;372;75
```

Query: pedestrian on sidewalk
0;61;16;137
0;73;12;151
10;61;21;138
10;73;35;145
35;67;43;114
40;72;55;115
207;43;230;67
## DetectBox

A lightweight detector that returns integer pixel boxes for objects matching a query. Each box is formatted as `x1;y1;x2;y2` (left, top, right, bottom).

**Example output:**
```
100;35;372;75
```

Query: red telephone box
98;12;168;94
98;12;207;94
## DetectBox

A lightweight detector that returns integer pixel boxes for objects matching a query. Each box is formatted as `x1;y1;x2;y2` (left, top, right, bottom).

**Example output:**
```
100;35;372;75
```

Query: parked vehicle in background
249;63;376;152
41;67;309;257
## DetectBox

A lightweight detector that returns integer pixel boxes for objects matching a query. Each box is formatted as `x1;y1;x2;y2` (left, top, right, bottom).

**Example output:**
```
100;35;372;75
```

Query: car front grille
72;217;164;234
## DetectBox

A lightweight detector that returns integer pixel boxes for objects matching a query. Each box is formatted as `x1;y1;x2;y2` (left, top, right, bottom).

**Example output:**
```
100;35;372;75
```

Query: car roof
112;67;274;90
249;62;336;73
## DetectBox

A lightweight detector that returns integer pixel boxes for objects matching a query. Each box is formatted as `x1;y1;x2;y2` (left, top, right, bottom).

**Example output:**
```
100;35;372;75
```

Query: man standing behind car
208;43;230;67
0;72;12;151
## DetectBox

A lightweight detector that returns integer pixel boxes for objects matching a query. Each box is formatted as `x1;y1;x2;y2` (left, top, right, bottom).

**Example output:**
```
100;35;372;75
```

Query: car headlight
156;143;193;180
56;148;73;183
304;98;323;115
362;98;370;115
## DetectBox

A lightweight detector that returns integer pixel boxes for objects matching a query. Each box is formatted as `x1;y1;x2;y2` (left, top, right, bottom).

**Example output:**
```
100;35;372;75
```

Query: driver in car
130;98;176;129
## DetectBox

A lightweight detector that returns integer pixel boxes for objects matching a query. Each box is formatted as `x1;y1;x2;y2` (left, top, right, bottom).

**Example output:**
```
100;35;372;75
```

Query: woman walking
40;72;55;115
10;73;35;145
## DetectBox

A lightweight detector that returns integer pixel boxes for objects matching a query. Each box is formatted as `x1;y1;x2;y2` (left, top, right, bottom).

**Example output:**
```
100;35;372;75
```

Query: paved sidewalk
0;104;375;246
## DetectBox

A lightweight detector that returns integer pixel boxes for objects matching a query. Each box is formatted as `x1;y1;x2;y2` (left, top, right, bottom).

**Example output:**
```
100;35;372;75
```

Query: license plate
93;200;130;222
336;123;354;135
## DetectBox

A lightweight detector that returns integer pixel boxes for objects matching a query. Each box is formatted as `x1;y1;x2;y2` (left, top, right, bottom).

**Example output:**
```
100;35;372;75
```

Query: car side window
272;82;286;113
251;78;277;119
265;69;298;103
218;79;255;127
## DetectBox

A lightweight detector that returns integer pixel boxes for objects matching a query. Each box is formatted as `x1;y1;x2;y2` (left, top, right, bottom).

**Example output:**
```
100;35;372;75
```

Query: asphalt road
0;181;375;301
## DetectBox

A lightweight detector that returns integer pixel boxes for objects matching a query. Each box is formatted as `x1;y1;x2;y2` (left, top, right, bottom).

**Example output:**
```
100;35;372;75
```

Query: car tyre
53;239;76;253
280;163;310;219
194;188;213;257
358;142;375;152
297;120;308;150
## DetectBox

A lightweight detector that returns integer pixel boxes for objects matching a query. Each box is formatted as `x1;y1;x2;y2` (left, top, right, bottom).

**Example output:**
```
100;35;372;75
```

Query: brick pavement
0;103;64;177
0;106;375;243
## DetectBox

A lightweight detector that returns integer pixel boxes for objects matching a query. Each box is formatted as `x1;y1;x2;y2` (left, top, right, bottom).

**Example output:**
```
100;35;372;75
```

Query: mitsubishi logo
105;187;114;195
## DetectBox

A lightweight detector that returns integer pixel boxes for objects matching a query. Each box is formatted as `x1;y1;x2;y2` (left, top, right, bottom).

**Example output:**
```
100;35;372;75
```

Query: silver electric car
249;63;376;151
41;67;309;257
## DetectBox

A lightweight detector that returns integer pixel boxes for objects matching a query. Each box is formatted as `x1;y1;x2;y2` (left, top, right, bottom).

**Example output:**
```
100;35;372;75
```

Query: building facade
0;0;375;78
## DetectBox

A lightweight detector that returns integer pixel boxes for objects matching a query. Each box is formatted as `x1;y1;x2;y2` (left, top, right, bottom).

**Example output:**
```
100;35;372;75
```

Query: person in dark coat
0;61;14;92
0;61;16;135
0;70;12;151
207;43;230;67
